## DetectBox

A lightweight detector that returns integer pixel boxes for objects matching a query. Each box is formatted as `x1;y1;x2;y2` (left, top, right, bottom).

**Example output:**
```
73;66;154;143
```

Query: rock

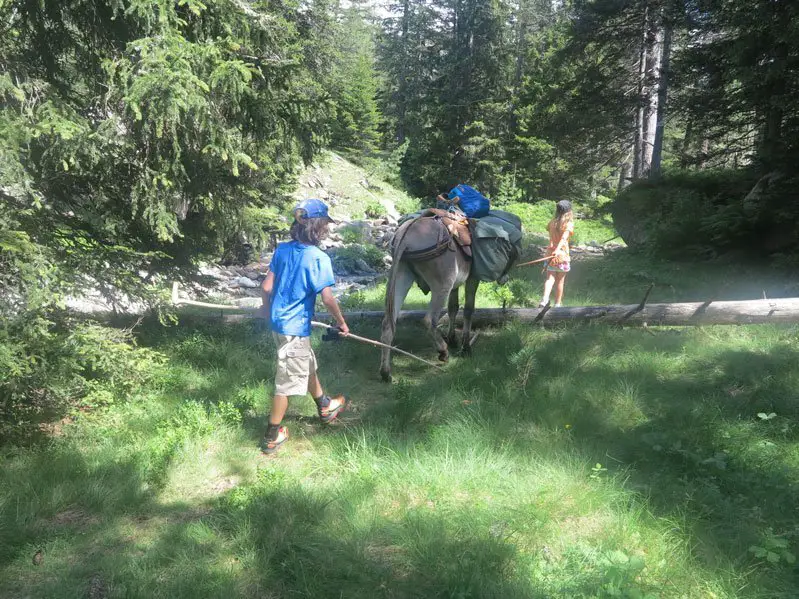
355;258;376;274
231;276;259;289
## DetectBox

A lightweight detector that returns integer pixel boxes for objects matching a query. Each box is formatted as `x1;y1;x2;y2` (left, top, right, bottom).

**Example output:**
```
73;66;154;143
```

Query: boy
259;198;349;454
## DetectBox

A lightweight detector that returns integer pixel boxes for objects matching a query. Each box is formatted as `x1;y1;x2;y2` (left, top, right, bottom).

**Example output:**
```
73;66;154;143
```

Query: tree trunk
679;119;693;168
649;16;672;177
199;299;799;328
617;146;633;193
632;5;649;178
640;9;662;177
509;1;528;136
395;0;411;144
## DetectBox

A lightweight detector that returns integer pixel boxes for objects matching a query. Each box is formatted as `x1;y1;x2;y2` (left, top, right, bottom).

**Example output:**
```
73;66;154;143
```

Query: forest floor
2;170;799;598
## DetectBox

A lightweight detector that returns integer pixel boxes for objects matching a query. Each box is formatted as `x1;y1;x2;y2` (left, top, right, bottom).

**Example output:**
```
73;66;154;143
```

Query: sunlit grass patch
3;252;799;597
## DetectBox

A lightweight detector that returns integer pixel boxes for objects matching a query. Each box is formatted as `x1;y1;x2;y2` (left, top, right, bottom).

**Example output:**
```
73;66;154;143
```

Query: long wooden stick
171;283;443;370
310;321;443;369
515;255;554;268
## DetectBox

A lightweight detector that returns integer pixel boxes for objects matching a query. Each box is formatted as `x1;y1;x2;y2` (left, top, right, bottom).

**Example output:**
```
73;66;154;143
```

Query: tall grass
1;255;798;598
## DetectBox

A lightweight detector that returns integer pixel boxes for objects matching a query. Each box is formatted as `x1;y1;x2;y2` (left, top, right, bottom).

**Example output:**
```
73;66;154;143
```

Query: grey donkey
379;215;478;382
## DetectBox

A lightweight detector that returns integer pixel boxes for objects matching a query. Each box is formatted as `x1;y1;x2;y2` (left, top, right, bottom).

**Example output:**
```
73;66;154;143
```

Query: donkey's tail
384;218;417;338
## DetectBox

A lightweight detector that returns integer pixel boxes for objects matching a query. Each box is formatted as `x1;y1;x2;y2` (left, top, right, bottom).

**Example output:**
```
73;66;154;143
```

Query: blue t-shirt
269;240;336;337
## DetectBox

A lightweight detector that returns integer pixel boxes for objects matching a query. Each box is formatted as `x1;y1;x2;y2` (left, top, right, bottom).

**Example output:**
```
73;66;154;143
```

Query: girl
539;200;574;308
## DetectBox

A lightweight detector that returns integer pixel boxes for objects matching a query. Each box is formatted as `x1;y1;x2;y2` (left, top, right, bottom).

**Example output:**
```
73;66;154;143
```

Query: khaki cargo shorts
273;333;318;396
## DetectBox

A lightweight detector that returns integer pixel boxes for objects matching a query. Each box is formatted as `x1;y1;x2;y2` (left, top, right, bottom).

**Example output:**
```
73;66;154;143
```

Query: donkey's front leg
461;278;479;356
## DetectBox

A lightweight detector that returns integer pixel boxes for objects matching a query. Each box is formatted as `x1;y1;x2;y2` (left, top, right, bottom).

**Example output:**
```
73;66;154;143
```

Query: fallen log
187;297;799;328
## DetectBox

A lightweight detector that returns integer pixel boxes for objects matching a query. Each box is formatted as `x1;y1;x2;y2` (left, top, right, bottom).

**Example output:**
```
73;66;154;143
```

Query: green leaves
749;530;796;567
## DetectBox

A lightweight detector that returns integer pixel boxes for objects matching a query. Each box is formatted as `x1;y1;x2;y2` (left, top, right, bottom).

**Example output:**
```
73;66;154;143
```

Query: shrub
365;201;387;219
329;243;387;274
610;169;796;259
395;195;421;216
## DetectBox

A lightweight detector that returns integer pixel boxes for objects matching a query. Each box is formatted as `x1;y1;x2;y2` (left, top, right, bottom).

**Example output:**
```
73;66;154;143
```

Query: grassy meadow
2;247;799;598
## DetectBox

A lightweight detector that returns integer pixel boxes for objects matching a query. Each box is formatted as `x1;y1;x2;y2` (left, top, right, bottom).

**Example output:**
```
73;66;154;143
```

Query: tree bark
649;15;672;177
196;299;799;328
640;8;662;177
617;146;633;193
395;0;411;144
632;5;649;178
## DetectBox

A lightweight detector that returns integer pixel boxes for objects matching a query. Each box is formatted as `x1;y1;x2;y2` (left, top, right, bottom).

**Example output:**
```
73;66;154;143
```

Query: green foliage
330;243;386;273
364;201;387;219
749;530;796;566
324;6;381;153
394;193;422;217
337;289;369;311
502;200;616;244
503;201;555;234
0;0;365;433
341;227;365;244
1;319;165;441
611;169;798;258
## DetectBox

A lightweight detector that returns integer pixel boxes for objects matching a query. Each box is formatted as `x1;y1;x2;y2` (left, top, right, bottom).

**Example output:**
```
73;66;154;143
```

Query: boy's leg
263;394;290;454
309;369;347;424
307;369;323;399
269;395;289;426
263;334;311;453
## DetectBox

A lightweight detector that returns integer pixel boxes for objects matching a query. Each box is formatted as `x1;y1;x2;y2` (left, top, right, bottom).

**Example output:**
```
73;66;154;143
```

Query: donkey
379;214;479;382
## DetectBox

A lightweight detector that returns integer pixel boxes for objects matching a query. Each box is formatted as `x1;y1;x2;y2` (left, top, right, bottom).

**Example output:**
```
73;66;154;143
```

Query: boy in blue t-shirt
259;199;349;454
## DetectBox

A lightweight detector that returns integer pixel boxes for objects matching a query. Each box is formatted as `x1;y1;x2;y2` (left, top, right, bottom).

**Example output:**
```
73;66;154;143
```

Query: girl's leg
554;272;566;306
541;272;556;306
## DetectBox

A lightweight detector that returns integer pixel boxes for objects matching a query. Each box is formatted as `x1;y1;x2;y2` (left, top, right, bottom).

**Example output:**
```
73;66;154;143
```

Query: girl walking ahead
539;200;574;308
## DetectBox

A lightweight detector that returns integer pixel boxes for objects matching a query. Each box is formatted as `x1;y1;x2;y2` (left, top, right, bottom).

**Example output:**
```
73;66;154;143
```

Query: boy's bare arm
320;286;349;334
259;271;275;319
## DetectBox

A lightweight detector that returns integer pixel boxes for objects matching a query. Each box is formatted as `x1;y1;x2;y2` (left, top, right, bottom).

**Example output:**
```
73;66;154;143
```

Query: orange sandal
317;394;347;424
261;425;289;454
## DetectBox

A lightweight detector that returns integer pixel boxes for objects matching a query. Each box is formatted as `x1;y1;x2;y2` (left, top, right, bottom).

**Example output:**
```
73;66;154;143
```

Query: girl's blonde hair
549;200;573;234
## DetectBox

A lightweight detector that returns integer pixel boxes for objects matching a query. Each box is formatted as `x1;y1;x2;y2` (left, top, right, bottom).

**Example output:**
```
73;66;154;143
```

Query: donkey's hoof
380;368;392;383
438;350;449;362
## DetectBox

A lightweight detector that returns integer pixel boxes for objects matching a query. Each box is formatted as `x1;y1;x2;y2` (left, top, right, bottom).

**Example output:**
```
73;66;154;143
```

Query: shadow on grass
5;303;799;596
375;321;799;593
0;436;547;598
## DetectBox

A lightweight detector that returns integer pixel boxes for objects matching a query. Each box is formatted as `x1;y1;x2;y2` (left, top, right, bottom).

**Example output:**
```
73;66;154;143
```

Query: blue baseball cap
293;198;338;224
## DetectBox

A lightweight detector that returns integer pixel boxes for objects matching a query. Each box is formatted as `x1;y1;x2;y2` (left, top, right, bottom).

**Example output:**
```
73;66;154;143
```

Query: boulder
231;276;259;289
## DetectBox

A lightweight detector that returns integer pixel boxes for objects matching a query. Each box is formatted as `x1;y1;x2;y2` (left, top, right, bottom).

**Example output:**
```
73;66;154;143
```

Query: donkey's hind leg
446;288;459;347
379;263;416;382
424;286;453;362
460;277;480;356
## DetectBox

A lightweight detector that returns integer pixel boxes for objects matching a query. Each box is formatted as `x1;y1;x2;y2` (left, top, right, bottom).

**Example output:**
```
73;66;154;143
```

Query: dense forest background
1;0;798;433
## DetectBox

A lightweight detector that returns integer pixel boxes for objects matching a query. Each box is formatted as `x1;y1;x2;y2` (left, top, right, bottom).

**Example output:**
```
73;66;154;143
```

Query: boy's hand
338;322;350;335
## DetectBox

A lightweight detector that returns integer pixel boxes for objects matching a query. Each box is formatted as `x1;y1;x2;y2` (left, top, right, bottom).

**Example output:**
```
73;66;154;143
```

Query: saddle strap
401;216;453;262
